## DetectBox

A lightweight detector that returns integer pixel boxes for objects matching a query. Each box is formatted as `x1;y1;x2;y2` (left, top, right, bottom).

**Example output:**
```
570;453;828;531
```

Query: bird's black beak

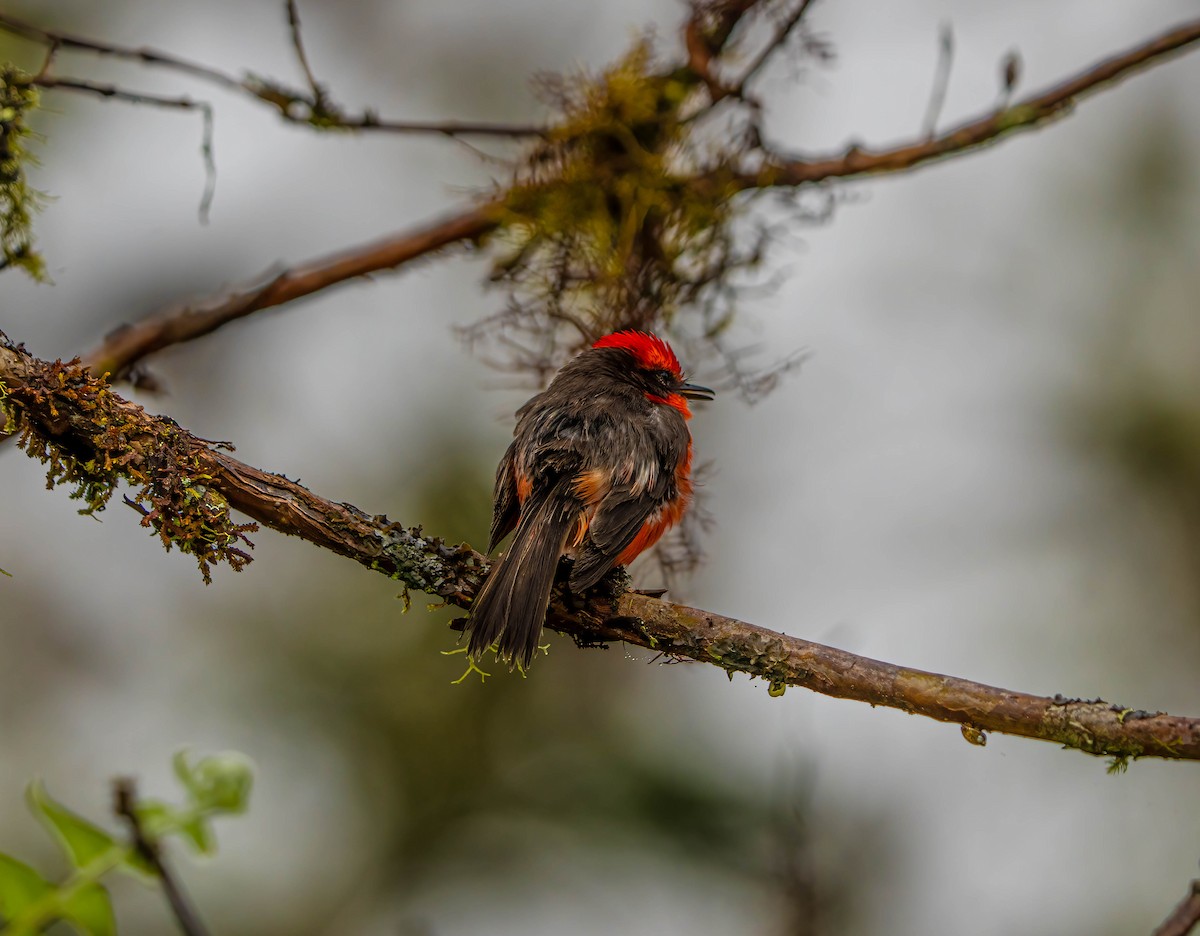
678;381;715;402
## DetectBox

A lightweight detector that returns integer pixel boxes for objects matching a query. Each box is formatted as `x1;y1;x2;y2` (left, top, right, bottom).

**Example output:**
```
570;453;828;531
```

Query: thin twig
921;22;954;140
33;74;204;112
729;0;819;98
0;12;246;92
1154;879;1200;936
31;76;218;221
284;0;324;107
0;10;544;138
5;335;1200;764
739;16;1200;188
113;778;210;936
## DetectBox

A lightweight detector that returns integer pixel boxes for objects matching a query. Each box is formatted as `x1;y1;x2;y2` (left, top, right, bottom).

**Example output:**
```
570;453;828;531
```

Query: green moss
11;356;255;583
489;40;747;347
0;67;47;281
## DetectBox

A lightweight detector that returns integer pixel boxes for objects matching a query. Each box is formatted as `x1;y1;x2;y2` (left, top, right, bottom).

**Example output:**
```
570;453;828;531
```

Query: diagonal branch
83;203;501;379
1154;878;1200;936
737;16;1200;188
4;333;1200;764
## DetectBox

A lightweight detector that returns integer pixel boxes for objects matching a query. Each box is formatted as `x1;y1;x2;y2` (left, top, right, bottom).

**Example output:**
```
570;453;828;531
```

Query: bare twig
728;0;820;99
284;0;325;108
738;16;1200;188
0;12;246;92
31;75;218;221
22;75;204;120
1154;879;1200;936
921;22;954;139
5;334;1200;764
113;778;210;936
83;203;501;379
0;10;545;139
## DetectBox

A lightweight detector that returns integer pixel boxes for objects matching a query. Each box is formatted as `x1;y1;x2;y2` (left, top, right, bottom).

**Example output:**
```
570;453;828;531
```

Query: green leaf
177;815;215;855
60;882;115;936
176;750;254;814
172;750;200;798
130;800;175;840
26;781;118;869
0;852;52;917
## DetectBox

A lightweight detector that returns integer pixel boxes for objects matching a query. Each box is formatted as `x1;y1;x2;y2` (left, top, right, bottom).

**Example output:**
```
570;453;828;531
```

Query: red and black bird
466;330;713;669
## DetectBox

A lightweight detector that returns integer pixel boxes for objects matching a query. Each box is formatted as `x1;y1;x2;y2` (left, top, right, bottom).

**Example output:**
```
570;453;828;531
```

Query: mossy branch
3;331;1199;764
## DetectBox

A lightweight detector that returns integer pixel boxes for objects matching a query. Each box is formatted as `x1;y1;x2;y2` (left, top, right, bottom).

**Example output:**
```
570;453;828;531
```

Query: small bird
466;330;714;669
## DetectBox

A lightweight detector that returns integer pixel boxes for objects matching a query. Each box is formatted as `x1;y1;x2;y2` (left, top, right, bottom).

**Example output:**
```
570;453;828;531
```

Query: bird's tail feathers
466;480;575;669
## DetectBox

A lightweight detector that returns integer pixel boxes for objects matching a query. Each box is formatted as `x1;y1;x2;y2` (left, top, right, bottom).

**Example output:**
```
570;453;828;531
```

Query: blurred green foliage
0;751;252;936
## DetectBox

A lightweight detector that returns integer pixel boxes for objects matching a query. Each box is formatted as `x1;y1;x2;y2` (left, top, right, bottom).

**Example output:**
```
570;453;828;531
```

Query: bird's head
591;330;714;416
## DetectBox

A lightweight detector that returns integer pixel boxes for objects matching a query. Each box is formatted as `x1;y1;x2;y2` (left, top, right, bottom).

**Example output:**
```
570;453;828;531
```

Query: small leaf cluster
9;355;256;583
0;67;47;281
0;750;253;936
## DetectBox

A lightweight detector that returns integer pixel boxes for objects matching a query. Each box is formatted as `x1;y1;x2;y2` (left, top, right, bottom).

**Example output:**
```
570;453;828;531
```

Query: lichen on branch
0;341;255;582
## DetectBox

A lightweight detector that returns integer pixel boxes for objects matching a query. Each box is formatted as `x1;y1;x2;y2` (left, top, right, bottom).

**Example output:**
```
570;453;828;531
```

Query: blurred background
2;1;1200;933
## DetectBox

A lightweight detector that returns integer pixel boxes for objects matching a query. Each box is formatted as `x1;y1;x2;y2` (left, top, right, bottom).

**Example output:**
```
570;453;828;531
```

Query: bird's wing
569;417;690;591
489;441;520;552
568;486;667;592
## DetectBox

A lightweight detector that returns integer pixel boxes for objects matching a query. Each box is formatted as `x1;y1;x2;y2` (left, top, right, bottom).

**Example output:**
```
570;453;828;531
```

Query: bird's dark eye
652;369;674;386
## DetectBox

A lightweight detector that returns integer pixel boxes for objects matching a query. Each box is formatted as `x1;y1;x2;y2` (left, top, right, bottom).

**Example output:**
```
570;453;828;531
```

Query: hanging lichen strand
481;42;752;377
0;67;47;281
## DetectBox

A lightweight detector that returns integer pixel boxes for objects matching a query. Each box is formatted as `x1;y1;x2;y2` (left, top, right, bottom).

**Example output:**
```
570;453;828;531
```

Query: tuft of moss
9;355;255;583
0;67;48;281
484;40;747;361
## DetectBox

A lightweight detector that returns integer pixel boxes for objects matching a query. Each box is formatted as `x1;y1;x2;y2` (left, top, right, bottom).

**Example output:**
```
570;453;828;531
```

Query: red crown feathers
592;331;682;376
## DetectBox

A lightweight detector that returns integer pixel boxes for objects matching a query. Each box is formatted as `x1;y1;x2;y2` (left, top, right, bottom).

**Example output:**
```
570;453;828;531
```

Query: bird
465;330;713;669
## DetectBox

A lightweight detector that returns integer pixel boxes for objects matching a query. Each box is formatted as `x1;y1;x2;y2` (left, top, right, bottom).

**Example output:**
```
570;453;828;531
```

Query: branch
5;334;1200;764
0;10;544;139
1155;879;1200;936
727;0;820;100
736;16;1200;188
8;7;1187;390
113;778;210;936
83;203;501;379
